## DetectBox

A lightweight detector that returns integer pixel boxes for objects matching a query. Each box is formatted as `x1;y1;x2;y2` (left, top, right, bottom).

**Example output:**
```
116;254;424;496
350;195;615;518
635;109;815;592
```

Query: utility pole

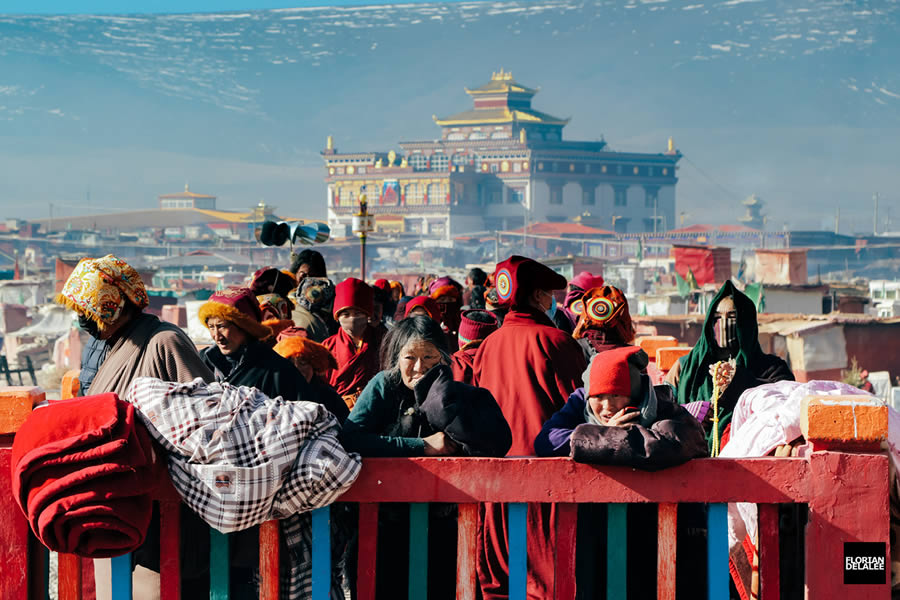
874;192;880;236
352;195;373;280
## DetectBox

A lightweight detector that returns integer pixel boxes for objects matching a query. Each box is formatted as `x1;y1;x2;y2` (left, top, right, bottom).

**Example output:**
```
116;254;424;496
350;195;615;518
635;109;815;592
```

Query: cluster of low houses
0;243;899;405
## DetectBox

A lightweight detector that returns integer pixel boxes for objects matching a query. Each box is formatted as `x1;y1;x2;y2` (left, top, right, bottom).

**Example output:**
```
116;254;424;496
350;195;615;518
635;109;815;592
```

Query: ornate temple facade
324;71;681;239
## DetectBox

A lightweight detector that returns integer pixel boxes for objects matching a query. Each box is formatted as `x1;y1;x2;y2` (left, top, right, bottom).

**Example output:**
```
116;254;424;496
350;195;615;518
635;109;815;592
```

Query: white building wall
763;290;824;315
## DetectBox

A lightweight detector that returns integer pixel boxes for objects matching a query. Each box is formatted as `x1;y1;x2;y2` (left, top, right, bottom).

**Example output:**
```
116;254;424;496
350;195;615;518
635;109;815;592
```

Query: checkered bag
124;377;362;533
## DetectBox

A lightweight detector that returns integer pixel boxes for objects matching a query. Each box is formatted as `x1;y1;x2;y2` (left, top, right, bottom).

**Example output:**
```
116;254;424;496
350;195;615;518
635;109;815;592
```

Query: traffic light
259;220;330;247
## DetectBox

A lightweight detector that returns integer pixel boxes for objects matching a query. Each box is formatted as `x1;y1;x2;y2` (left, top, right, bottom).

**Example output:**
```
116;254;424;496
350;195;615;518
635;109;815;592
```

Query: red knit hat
373;279;391;293
587;346;647;399
458;310;498;346
493;255;568;308
404;295;441;320
333;278;374;318
198;287;273;340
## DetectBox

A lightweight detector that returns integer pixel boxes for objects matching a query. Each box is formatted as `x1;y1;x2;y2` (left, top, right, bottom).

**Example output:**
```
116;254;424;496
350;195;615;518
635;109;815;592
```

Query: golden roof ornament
668;137;675;153
327;135;334;150
519;129;527;143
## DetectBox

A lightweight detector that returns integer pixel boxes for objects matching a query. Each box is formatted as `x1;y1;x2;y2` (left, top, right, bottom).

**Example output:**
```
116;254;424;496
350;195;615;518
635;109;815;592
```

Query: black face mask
713;313;740;356
78;314;103;339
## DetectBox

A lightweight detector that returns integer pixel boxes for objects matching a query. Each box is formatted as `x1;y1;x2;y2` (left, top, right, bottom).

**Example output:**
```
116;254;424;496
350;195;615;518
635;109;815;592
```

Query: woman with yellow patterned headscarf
55;254;214;599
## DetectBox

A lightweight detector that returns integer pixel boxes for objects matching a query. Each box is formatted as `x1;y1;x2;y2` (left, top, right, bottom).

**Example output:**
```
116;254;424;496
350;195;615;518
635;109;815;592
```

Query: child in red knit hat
535;346;707;468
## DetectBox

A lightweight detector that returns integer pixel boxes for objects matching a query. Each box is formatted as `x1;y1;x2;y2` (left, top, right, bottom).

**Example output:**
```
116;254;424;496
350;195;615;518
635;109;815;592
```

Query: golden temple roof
433;107;569;127
464;69;539;96
158;184;216;199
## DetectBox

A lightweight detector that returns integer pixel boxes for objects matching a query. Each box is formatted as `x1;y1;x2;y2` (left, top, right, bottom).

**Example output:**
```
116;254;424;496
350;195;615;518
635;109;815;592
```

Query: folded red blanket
11;394;161;558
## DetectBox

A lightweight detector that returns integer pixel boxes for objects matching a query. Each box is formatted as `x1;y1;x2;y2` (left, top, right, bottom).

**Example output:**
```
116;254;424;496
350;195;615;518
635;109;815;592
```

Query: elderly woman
342;316;511;599
199;287;310;401
199;287;316;596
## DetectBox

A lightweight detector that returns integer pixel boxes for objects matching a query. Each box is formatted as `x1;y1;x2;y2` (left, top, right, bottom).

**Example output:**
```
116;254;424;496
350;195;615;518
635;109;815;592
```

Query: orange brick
656;347;692;372
636;336;678;361
0;387;45;435
60;370;81;400
801;396;887;451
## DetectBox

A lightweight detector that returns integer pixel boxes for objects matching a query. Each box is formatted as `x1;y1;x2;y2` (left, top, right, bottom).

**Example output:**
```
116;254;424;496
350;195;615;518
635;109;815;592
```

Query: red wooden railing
0;379;893;599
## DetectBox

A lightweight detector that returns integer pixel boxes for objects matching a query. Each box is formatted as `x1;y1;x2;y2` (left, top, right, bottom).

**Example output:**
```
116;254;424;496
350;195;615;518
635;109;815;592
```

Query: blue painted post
110;553;133;599
607;503;627;598
508;503;528;600
311;506;331;600
210;529;230;600
408;503;429;599
707;503;729;600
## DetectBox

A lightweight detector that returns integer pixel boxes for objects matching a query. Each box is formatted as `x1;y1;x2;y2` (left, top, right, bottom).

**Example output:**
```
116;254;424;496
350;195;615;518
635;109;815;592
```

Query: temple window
427;183;448;204
550;185;563;205
405;183;426;205
410;154;428;171
508;188;524;204
431;154;449;171
614;186;628;207
582;186;596;206
645;186;659;208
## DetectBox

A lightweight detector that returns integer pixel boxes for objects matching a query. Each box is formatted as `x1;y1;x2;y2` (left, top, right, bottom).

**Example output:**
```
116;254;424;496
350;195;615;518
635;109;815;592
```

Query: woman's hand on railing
423;432;460;456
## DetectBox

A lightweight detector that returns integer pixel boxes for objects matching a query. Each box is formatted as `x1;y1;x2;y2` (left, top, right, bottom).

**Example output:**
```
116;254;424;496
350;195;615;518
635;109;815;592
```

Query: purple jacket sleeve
534;388;588;457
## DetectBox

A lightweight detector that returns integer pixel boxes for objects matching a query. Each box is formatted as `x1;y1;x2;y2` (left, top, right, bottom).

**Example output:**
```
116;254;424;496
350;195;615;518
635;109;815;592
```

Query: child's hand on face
605;406;641;428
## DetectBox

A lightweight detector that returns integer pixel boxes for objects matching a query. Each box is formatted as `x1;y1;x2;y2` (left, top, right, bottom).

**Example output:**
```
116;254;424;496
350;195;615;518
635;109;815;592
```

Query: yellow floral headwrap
55;255;148;329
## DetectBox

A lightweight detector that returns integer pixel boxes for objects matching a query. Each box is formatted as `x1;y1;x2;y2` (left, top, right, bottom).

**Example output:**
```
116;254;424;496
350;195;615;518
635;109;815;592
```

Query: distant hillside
0;0;897;231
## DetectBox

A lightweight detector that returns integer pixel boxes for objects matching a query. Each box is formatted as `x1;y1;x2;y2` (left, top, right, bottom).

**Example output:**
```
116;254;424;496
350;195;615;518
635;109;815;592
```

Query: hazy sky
0;0;439;15
1;0;896;231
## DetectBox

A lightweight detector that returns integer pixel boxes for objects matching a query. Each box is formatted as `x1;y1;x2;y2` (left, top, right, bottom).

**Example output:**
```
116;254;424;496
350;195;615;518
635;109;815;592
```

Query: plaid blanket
125;376;361;599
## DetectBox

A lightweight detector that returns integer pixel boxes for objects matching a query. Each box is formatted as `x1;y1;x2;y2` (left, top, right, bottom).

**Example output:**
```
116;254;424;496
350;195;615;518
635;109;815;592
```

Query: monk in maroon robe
473;256;587;600
323;278;383;410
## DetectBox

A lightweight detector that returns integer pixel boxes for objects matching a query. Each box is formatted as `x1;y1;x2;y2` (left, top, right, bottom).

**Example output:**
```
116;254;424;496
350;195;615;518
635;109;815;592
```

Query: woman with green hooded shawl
670;280;794;452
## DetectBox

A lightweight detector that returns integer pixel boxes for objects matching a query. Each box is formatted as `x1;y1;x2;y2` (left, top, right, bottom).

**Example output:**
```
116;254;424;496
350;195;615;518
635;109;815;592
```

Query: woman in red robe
323;278;383;410
473;255;588;600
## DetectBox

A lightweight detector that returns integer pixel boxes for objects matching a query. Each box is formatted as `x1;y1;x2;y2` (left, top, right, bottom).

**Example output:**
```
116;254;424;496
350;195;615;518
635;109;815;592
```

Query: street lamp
352;195;375;280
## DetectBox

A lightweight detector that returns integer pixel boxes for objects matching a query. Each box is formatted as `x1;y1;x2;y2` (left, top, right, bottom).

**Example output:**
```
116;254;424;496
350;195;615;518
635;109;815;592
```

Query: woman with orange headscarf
571;285;636;362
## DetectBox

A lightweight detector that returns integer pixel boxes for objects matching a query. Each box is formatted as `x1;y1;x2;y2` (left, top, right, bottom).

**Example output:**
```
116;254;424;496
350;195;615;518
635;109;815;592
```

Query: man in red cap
323;278;383;409
473;255;587;600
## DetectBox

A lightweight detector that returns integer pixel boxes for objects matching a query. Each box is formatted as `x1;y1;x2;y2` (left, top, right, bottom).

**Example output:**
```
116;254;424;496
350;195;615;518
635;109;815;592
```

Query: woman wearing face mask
341;315;511;600
56;255;214;600
667;280;794;453
322;278;384;409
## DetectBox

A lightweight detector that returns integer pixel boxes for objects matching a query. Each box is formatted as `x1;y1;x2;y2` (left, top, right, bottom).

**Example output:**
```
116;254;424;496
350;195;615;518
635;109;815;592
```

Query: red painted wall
843;323;900;382
673;245;731;286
